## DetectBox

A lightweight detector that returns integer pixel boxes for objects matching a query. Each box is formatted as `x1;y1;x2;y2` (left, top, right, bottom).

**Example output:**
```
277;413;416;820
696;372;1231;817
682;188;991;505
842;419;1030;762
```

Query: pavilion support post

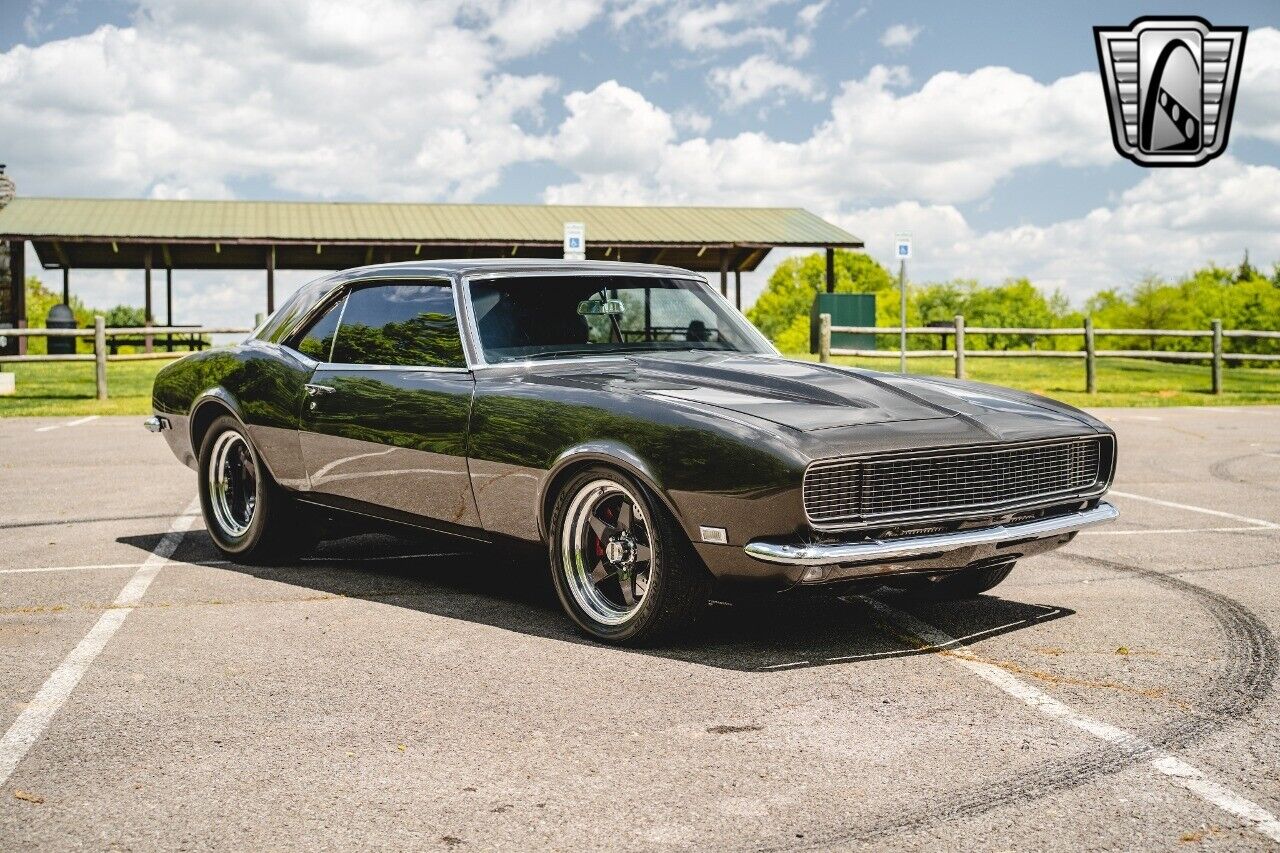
734;269;742;311
719;250;728;297
12;240;26;356
165;267;174;353
825;247;835;293
266;246;276;314
143;249;153;353
62;267;70;304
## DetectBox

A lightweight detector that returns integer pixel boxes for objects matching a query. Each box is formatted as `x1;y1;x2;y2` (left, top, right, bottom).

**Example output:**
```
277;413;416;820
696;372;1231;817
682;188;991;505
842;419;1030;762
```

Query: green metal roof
0;197;861;247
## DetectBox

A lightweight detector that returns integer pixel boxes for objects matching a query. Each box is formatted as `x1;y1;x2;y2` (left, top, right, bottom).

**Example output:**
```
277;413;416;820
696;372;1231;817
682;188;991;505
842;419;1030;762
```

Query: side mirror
577;298;625;317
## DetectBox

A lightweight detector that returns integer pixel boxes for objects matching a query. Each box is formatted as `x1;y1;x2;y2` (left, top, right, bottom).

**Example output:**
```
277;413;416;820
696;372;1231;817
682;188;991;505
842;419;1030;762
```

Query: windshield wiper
521;348;617;361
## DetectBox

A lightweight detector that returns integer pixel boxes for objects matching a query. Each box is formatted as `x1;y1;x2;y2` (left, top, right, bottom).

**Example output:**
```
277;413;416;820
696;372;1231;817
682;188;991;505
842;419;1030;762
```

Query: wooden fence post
1085;316;1097;394
818;313;831;363
94;316;108;401
1211;319;1223;395
953;314;965;379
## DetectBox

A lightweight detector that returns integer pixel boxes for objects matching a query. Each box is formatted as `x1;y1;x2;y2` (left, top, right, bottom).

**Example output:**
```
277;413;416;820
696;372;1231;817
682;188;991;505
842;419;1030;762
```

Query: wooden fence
817;314;1280;395
0;318;251;400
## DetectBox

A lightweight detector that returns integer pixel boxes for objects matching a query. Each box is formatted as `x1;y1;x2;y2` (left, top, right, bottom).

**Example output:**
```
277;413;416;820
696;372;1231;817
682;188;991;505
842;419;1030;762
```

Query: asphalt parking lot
2;407;1279;851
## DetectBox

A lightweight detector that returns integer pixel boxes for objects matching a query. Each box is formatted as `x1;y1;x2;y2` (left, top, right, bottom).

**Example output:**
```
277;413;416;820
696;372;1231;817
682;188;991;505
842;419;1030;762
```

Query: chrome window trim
458;269;778;368
313;362;472;374
279;274;472;371
326;292;350;363
803;434;1115;532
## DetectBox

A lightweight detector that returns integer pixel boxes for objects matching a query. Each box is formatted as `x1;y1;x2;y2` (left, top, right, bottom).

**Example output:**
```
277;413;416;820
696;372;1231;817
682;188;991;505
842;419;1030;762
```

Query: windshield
467;275;774;364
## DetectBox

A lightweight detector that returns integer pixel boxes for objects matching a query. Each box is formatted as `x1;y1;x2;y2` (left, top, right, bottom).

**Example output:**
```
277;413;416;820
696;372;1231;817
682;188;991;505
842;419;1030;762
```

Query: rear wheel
892;561;1016;601
198;414;316;564
549;468;711;645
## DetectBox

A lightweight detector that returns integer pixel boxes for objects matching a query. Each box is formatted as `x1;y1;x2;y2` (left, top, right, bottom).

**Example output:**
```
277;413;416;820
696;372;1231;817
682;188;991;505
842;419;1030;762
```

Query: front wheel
198;414;315;564
549;468;711;645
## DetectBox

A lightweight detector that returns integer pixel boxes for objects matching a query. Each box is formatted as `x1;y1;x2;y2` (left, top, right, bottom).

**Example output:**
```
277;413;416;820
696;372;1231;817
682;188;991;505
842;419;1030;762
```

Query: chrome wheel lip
206;430;257;540
561;479;653;627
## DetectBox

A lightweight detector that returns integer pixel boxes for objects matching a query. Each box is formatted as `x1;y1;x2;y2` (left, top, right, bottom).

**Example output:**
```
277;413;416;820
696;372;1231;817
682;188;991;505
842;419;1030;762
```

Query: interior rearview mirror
577;298;625;316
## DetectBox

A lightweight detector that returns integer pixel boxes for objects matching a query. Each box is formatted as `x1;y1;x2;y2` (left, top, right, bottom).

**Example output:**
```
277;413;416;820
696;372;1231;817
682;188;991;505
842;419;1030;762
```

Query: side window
291;296;346;361
330;282;465;368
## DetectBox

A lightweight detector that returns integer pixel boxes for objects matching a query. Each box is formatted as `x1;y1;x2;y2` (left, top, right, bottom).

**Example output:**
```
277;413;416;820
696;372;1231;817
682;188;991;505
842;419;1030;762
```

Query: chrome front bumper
744;502;1118;568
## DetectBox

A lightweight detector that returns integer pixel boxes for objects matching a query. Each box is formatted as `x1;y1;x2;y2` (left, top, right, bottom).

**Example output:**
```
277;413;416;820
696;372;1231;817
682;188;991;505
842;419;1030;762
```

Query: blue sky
2;1;1279;325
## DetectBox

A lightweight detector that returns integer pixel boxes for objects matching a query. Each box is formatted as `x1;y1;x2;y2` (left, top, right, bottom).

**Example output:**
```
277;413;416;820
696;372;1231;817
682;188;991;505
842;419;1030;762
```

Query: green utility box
810;292;876;353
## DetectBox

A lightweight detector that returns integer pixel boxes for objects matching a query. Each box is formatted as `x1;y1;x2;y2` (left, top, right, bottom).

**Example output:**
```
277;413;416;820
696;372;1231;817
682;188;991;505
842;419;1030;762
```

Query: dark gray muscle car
147;259;1117;644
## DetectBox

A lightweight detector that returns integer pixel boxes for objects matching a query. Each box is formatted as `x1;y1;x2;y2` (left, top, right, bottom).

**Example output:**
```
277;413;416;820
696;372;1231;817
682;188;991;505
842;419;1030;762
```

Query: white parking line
0;499;200;789
0;559;228;575
864;598;1280;844
1109;490;1280;529
33;415;99;433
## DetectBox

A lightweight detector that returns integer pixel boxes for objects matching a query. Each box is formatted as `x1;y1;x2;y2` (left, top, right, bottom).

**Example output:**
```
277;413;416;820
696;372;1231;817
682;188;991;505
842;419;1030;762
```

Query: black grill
804;438;1105;526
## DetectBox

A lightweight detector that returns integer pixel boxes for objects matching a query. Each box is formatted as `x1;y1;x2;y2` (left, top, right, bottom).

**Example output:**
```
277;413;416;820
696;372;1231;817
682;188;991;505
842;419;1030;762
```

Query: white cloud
839;159;1280;303
1236;27;1280;144
546;63;1112;208
797;1;827;29
0;0;574;202
483;0;605;57
555;81;675;173
673;107;713;134
708;54;824;108
625;0;792;52
880;23;921;49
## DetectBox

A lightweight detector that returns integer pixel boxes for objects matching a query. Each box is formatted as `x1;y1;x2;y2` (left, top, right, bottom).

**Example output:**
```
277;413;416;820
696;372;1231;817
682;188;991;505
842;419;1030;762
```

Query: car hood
585;353;1097;436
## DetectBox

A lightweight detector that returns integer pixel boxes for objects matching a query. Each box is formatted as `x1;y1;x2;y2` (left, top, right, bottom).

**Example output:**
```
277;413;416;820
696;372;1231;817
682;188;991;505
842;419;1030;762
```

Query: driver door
297;280;480;530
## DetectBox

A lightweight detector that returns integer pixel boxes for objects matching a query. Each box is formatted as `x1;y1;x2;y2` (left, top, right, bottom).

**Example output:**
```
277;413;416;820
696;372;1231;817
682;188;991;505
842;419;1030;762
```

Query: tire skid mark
753;553;1278;851
1210;453;1280;495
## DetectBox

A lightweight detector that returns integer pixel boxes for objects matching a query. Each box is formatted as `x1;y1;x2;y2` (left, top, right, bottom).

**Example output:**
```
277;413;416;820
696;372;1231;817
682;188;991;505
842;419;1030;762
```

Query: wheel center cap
605;536;633;566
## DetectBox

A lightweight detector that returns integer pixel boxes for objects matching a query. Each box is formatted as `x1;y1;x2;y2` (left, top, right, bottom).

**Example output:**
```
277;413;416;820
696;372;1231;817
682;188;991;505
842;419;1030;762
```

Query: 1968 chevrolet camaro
148;259;1117;644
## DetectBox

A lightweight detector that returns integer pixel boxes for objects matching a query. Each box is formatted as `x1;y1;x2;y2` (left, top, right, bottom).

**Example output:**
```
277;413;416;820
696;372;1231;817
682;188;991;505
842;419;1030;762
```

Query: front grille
803;437;1106;527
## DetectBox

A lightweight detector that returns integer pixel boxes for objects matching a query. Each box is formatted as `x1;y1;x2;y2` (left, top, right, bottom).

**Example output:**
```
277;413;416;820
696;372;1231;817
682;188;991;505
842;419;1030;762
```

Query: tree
746;250;894;350
1236;249;1258;283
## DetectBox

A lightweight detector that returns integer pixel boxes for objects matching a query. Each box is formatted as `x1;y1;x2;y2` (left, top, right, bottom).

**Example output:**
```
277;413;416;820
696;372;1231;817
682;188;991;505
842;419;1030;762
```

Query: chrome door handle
304;383;336;397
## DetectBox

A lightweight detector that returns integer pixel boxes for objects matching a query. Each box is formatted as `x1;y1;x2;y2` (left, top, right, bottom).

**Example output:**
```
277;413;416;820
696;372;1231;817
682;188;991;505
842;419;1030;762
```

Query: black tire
893;561;1016;601
548;467;712;645
198;414;316;564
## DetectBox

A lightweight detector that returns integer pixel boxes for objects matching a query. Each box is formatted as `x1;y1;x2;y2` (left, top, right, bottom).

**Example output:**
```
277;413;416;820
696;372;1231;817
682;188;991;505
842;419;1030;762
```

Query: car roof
327;257;705;280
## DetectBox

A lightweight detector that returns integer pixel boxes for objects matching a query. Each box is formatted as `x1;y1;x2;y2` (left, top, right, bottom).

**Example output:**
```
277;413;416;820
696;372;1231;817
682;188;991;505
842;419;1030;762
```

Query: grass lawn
1;354;1278;416
793;353;1280;408
0;360;166;416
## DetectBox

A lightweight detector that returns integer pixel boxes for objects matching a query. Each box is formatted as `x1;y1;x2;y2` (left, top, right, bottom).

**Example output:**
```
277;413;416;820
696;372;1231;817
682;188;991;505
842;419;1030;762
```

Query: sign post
894;233;911;374
563;222;586;261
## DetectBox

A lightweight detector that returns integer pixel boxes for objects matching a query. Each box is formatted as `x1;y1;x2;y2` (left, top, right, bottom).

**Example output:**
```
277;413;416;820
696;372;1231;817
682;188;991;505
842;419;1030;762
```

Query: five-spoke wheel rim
207;430;257;539
561;479;654;626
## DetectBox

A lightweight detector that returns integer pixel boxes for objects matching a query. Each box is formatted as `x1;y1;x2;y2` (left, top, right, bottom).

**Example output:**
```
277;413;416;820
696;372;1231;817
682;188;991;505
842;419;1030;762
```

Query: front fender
537;440;684;540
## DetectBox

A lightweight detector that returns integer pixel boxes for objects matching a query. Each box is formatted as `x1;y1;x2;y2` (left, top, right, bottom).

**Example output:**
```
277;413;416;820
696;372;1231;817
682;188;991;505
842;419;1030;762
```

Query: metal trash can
46;304;77;355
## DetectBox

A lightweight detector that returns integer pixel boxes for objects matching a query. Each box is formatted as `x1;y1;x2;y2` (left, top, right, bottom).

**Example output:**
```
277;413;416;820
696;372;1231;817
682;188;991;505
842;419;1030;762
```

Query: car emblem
1094;16;1247;167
